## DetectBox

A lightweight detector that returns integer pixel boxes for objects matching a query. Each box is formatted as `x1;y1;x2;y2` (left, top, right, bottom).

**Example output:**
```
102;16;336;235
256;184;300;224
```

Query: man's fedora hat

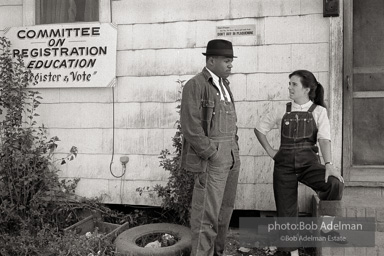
202;39;237;58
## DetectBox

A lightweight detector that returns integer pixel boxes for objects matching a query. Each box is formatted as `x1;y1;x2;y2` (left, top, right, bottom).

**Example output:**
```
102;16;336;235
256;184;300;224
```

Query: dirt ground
224;228;316;256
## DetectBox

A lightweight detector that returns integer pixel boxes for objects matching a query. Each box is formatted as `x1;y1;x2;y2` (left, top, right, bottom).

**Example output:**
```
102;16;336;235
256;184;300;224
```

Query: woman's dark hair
289;70;326;108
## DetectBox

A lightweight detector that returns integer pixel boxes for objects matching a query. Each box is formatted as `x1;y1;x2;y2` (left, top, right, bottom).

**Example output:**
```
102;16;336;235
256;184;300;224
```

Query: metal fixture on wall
120;156;129;171
323;0;339;17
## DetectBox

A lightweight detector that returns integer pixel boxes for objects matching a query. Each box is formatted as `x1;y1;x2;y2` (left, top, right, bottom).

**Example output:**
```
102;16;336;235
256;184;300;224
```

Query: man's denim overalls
190;89;240;256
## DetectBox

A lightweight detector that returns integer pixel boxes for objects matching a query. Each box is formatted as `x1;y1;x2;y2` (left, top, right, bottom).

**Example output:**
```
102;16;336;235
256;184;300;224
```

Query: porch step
312;195;384;231
312;195;384;256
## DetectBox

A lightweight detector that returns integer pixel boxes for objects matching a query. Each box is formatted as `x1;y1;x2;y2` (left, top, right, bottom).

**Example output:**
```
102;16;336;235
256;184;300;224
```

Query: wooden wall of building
0;0;339;212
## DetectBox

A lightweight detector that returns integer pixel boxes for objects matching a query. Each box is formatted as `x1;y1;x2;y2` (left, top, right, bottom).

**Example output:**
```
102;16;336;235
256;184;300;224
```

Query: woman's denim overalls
273;103;344;218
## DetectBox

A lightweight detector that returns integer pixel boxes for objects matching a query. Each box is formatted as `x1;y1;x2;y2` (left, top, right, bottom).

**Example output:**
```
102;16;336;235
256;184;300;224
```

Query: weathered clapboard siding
0;0;22;5
55;154;168;181
1;0;342;211
0;4;22;33
112;0;329;210
111;0;306;25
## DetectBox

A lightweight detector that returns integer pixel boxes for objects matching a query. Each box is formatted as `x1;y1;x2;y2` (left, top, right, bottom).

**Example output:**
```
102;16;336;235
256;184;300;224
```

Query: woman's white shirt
255;100;331;141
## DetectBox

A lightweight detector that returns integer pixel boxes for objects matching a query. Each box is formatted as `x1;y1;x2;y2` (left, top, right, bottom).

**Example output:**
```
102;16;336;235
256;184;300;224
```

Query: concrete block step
312;195;384;231
318;231;384;256
313;195;384;256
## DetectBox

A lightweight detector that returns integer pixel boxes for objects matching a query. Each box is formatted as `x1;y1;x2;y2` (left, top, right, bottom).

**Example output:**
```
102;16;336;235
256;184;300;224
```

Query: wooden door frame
329;0;344;184
343;0;384;186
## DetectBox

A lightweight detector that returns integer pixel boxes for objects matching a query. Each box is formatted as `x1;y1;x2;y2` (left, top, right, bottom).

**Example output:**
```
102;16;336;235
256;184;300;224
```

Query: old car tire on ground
114;223;192;256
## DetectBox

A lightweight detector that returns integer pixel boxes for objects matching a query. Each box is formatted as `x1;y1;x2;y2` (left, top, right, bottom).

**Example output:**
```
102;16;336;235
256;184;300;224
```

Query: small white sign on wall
216;25;256;37
5;23;117;88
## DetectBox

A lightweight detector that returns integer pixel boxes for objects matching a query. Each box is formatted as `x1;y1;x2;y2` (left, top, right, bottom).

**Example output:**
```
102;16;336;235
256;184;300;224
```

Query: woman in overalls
254;70;344;256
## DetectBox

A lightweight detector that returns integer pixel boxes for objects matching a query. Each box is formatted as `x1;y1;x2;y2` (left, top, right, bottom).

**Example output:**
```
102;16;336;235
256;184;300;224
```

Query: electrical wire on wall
109;4;127;204
109;86;126;178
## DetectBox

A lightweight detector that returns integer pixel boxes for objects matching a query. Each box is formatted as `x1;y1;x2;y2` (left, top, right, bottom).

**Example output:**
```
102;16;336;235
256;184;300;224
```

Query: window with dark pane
352;0;384;165
36;0;99;24
353;98;384;165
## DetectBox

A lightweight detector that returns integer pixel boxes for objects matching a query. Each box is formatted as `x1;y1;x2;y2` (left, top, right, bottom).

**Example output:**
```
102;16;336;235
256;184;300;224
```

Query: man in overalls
180;39;240;256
